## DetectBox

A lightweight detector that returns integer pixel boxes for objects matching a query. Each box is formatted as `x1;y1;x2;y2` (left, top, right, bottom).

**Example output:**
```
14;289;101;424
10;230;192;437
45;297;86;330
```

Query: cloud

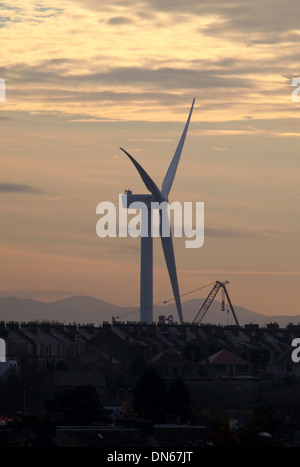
10;88;187;105
205;227;293;239
107;16;135;25
212;146;228;151
203;2;300;35
205;227;253;239
181;269;300;276
71;0;300;36
0;183;44;194
1;0;299;123
0;3;20;11
1;59;256;121
136;0;300;36
2;62;252;90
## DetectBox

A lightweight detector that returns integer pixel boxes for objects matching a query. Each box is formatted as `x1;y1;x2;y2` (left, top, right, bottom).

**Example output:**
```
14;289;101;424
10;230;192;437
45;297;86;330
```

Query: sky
0;0;299;320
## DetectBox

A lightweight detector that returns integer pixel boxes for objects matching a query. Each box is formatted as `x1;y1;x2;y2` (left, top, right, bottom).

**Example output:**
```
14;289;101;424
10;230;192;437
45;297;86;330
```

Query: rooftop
202;348;252;366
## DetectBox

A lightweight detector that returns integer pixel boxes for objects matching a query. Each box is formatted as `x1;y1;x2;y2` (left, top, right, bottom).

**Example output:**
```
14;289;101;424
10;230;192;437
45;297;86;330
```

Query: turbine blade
161;98;195;197
159;210;183;324
120;147;164;202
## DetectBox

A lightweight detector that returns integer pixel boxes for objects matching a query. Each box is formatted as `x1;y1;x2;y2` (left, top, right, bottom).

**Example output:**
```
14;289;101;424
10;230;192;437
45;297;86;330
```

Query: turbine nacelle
122;192;168;208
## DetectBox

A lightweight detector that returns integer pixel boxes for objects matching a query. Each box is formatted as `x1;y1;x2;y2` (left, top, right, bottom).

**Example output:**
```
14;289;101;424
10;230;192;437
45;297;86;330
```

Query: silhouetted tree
21;361;54;409
236;405;280;446
0;374;24;414
0;362;54;415
133;368;168;422
212;415;237;447
168;377;192;423
44;385;110;425
248;405;278;435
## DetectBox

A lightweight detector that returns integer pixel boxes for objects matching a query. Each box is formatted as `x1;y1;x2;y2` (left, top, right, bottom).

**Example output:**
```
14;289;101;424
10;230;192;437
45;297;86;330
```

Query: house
151;348;196;378
4;323;34;360
4;322;87;368
17;325;65;368
199;348;253;378
265;349;300;380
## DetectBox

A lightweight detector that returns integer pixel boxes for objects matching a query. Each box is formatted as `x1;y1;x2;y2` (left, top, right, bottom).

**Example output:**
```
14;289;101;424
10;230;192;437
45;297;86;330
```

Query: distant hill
0;295;299;327
0;296;131;325
176;299;300;327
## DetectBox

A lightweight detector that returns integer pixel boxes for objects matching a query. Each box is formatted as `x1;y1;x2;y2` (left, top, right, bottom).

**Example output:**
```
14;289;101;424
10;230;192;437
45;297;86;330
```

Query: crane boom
192;281;222;324
192;280;240;327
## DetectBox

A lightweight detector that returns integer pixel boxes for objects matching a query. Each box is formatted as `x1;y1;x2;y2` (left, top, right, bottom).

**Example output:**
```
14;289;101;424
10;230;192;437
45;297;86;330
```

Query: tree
212;415;237;447
168;377;192;423
133;368;168;423
236;405;280;447
44;385;110;425
248;405;279;435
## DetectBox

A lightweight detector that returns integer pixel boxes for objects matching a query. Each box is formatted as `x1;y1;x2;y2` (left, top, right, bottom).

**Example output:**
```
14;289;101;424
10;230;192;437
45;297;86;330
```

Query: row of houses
150;347;253;379
0;320;299;381
99;321;300;381
0;321;97;370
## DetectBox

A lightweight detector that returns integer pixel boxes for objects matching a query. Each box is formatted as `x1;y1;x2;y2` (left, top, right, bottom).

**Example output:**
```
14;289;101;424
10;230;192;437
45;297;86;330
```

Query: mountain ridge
0;295;299;327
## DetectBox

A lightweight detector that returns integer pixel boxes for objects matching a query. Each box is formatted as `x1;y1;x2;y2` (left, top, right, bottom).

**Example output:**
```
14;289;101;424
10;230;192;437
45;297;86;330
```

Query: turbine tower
120;99;195;324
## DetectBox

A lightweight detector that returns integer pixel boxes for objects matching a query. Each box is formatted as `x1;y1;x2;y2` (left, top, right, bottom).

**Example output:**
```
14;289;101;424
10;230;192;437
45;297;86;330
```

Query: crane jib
192;281;240;327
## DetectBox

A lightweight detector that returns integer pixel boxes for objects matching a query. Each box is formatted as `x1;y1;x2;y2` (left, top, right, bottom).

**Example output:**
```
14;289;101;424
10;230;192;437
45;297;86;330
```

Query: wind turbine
120;99;195;324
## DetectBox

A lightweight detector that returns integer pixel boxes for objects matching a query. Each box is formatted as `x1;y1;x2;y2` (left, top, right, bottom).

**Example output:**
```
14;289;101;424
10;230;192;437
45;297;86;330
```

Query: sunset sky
0;0;299;320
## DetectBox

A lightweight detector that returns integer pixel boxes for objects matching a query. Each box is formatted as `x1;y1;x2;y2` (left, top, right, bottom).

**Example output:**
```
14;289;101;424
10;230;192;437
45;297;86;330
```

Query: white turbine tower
120;99;195;324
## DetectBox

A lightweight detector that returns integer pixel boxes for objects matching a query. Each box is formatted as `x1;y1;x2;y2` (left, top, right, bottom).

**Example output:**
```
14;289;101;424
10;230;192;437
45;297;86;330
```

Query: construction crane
192;281;240;327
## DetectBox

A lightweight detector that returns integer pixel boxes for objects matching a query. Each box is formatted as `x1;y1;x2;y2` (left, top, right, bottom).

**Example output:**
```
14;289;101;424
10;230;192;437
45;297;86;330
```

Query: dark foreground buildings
1;319;300;446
